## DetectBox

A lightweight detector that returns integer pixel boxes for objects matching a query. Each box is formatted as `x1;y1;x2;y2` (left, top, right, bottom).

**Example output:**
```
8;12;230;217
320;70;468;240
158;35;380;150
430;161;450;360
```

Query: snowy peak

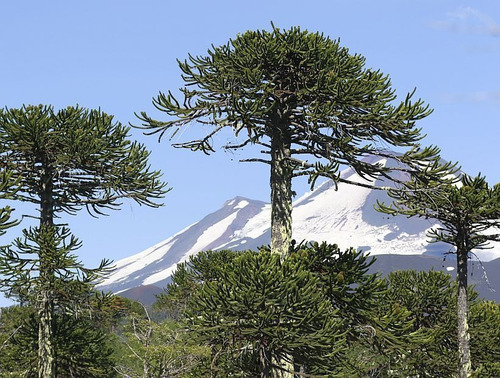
99;157;500;294
100;197;267;293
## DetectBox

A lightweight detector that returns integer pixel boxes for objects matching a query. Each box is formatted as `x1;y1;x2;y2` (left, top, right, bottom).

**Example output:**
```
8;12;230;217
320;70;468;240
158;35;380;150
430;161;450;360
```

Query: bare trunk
38;170;56;378
457;247;471;378
270;126;293;259
269;124;294;377
38;291;55;378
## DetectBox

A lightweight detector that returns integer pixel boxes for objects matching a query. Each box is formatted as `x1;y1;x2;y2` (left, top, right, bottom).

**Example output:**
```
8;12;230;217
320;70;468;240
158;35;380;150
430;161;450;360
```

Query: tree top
0;104;169;217
137;24;451;190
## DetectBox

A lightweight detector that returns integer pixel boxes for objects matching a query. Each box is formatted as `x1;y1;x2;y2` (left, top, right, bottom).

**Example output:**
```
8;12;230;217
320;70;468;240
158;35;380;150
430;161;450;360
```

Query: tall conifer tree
137;25;451;260
138;25;455;376
378;174;500;377
0;104;167;378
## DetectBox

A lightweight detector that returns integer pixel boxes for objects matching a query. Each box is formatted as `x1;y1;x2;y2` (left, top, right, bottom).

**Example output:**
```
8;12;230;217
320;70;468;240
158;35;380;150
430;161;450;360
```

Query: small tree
160;244;417;376
185;250;345;377
378;270;500;376
469;300;500;376
0;104;168;378
115;303;207;378
377;174;500;377
287;242;415;376
155;249;240;318
137;25;450;259
383;270;459;376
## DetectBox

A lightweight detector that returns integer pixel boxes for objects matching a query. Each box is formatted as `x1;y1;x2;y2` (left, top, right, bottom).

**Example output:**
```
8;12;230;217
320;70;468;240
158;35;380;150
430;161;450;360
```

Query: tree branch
240;158;271;165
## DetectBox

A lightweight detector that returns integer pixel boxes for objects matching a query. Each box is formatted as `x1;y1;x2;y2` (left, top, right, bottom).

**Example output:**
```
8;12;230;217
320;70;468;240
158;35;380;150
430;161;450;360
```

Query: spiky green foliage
370;270;500;377
378;174;500;377
138;25;435;177
0;171;19;239
0;306;117;377
0;226;112;311
379;174;500;252
381;270;459;376
469;300;500;376
0;105;167;216
155;249;241;317
0;305;33;376
287;241;386;328
285;242;416;375
137;24;451;258
160;245;422;376
186;250;344;376
0;206;15;239
0;104;168;377
0;225;113;377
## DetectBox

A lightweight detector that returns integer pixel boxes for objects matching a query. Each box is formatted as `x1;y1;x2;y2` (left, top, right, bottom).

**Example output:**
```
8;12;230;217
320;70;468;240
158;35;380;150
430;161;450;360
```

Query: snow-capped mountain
98;156;500;294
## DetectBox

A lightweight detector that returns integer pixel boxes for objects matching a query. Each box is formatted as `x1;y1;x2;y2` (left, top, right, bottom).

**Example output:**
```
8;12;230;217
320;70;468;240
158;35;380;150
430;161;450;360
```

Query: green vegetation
0;105;167;377
151;245;500;376
137;25;461;374
0;305;116;377
0;25;499;377
378;174;500;377
2;252;500;376
137;24;452;260
0;171;18;240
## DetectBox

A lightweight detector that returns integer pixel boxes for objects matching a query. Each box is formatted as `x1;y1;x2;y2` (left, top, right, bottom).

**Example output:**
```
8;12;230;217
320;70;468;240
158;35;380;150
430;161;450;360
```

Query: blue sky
1;1;499;305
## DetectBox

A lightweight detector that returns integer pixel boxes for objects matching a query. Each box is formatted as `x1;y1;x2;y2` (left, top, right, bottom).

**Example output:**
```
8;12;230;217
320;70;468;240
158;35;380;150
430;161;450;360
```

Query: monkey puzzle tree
0;104;167;378
377;174;500;377
166;249;345;377
137;25;450;258
0;306;118;377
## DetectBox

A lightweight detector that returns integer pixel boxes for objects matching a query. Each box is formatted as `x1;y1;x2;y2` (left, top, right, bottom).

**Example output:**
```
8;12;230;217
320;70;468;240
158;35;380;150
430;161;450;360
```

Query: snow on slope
99;157;500;294
99;196;268;293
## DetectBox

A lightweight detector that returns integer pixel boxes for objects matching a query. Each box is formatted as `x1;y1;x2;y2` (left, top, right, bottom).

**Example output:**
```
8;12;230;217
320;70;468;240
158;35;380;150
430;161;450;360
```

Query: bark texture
38;169;56;378
38;292;55;378
269;121;294;377
457;248;471;378
260;346;271;378
269;124;293;260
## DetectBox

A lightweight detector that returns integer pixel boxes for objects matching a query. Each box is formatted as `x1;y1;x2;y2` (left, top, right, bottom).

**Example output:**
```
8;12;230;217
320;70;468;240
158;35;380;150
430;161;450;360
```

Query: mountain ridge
116;254;500;305
99;158;500;294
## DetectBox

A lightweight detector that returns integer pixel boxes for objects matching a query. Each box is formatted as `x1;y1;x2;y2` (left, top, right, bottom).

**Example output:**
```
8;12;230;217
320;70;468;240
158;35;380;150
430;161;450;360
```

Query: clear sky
1;1;499;306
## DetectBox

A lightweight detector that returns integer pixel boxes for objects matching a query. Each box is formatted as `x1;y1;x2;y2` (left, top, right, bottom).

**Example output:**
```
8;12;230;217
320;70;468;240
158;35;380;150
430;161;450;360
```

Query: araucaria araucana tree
137;25;449;258
166;248;345;377
0;104;168;378
377;174;500;378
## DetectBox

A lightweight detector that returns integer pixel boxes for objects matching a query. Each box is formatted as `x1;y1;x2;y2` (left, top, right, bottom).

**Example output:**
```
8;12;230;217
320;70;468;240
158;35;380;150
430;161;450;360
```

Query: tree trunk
38;291;55;378
269;126;293;259
269;124;294;377
456;247;471;378
38;170;56;378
